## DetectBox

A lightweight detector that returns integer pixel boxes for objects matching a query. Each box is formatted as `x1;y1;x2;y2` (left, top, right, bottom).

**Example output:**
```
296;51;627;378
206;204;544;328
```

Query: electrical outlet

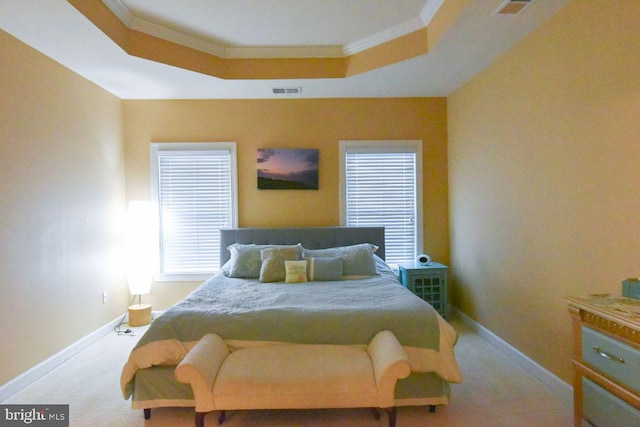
102;291;108;304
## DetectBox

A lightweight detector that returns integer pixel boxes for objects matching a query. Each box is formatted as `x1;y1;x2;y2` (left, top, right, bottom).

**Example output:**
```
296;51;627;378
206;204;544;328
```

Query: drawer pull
593;346;625;364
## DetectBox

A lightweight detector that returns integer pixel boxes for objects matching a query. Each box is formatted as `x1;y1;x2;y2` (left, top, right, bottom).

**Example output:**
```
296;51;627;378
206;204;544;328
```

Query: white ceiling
0;0;570;99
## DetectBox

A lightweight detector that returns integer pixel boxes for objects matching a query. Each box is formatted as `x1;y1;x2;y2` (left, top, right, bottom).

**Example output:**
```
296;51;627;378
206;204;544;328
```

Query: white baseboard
450;306;573;402
0;310;165;402
0;314;125;402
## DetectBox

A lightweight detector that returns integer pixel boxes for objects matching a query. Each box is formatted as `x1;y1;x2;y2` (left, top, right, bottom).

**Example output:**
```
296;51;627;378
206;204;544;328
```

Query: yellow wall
448;0;640;382
0;30;127;384
123;98;449;308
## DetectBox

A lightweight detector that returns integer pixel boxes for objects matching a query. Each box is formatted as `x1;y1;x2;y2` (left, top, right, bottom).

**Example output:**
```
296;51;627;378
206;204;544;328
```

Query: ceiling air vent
272;87;302;95
493;0;534;15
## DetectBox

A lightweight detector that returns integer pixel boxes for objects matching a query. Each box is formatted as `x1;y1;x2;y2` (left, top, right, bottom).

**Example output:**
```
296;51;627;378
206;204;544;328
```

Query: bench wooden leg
383;407;397;427
429;404;436;413
143;408;151;419
372;407;381;420
194;409;225;426
195;412;206;427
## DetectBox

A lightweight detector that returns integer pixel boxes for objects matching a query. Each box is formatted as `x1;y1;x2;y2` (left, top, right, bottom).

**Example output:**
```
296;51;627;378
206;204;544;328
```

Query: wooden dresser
566;296;640;427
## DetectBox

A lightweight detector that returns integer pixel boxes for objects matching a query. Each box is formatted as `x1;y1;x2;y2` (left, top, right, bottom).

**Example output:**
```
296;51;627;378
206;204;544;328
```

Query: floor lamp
126;201;153;327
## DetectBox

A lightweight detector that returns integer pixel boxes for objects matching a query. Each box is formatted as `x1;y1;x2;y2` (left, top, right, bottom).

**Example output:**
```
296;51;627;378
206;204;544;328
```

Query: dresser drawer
582;377;640;427
582;326;640;394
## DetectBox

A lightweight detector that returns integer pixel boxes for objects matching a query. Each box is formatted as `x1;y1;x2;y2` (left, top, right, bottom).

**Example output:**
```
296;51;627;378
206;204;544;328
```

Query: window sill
153;272;217;282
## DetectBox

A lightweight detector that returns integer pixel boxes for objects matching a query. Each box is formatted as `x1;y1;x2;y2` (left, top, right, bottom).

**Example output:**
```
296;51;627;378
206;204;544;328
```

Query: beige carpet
3;317;573;426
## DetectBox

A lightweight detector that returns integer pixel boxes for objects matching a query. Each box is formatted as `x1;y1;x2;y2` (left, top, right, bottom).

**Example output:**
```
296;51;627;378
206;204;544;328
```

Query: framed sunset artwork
257;148;319;190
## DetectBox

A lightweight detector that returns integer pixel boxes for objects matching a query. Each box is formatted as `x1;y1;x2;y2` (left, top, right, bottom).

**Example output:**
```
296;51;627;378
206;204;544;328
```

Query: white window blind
340;141;423;266
151;143;237;279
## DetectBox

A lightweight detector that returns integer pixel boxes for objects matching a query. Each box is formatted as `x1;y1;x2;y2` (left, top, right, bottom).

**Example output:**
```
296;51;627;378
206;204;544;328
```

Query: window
151;143;238;281
339;140;423;267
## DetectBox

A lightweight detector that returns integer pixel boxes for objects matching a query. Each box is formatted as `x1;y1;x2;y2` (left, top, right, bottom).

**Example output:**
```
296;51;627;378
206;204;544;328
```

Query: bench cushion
214;344;377;409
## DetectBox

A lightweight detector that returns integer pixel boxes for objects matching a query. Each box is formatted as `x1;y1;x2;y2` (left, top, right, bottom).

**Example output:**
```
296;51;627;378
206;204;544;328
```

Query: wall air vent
272;87;302;95
493;0;534;15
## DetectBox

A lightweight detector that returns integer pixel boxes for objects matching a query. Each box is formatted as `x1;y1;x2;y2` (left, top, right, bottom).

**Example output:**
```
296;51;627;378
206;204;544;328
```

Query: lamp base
128;303;152;326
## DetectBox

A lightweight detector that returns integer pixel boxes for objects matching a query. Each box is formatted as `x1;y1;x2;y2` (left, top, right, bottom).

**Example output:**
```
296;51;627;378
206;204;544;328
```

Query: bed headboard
220;227;385;266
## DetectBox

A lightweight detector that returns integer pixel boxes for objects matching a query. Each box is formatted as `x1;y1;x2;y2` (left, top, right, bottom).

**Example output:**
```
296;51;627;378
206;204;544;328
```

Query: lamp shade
125;201;153;296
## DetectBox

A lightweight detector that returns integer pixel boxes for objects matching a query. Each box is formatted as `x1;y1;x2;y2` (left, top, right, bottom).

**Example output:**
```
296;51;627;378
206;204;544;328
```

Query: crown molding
338;0;444;55
420;0;447;24
101;0;441;59
343;16;426;55
225;46;345;59
101;0;133;27
130;16;227;57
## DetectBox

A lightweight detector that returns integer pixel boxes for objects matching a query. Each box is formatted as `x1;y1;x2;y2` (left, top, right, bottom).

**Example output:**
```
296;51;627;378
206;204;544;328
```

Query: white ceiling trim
420;0;446;24
131;16;227;57
131;16;344;59
343;0;446;55
225;46;345;59
342;15;426;55
101;0;133;27
101;0;440;59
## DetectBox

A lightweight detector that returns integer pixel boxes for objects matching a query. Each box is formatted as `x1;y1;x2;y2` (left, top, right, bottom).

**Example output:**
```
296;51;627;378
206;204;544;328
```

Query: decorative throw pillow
226;244;268;278
306;257;343;281
285;260;308;283
259;246;302;282
227;243;303;278
303;243;378;277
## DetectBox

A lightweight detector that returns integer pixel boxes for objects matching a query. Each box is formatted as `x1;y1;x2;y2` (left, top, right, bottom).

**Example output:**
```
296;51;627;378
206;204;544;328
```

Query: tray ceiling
0;0;570;99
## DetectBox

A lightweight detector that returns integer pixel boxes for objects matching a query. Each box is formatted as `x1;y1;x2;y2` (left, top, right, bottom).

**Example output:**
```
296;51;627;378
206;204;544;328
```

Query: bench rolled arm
175;333;230;412
367;330;411;408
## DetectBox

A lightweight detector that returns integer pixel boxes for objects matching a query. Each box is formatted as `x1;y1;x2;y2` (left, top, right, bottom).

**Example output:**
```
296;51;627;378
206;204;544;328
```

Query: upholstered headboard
219;227;385;267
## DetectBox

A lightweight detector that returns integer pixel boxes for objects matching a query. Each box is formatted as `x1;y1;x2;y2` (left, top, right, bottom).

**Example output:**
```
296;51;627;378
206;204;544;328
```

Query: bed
120;226;462;417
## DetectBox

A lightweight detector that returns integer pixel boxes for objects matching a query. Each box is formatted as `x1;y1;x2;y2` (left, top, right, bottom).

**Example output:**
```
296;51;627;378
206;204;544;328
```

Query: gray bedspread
121;258;462;400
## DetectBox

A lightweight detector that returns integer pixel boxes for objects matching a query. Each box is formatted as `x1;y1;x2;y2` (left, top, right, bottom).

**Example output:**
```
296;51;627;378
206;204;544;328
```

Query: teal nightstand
399;262;448;318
